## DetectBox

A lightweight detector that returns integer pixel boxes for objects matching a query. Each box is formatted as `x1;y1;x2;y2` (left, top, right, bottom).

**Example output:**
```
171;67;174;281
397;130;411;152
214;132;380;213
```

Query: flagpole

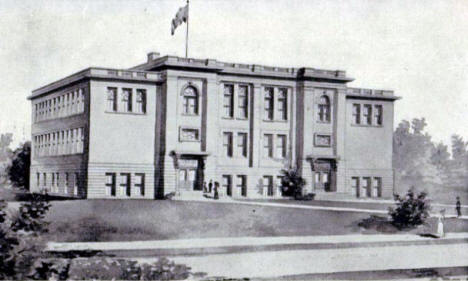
185;0;189;58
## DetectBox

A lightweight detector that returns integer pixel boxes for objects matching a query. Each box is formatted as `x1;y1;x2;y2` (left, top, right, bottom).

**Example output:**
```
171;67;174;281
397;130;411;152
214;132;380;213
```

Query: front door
178;168;197;191
313;160;335;192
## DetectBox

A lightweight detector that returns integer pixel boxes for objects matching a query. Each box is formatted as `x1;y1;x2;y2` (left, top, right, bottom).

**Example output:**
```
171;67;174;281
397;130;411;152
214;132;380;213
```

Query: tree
388;189;431;229
0;133;13;184
279;167;306;199
7;142;31;190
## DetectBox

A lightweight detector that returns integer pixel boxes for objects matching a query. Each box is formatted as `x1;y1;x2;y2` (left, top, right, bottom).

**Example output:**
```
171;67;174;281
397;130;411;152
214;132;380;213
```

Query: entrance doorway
312;159;336;192
177;158;203;191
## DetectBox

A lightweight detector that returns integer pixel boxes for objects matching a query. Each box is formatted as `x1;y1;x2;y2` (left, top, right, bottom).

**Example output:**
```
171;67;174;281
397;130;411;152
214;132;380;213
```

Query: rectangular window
276;135;287;158
315;134;331;147
51;172;55;187
352;104;361;124
135;173;145;196
223;84;234;118
263;175;274;196
74;172;79;196
237;132;248;157
222;175;232;196
64;173;69;194
180;128;200;142
238;85;248;119
277;89;287;121
36;173;40;188
105;173;116;196
374;105;383;125
263;134;273;158
56;172;60;188
363;104;372;125
122;88;132;112
237;175;247;197
276;176;283;196
351;177;359;197
120;173;131;197
362;177;371;197
136;89;147;114
223;132;233;157
373;177;382;197
43;173;47;187
264;88;274;120
107;87;118;112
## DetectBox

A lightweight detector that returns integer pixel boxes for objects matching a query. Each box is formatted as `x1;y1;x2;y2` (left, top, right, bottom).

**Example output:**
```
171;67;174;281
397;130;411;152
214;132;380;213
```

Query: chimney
147;52;160;62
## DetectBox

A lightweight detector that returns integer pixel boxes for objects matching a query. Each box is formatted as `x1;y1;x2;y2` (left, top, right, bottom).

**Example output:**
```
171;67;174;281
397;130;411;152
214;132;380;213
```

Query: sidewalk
47;232;468;252
175;196;468;219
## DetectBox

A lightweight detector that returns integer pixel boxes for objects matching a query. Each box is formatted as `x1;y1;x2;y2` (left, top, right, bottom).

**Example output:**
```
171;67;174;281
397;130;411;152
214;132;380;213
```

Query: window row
220;174;283;197
36;172;79;196
34;88;85;122
352;104;383;126
264;87;288;121
105;172;145;197
107;87;147;114
222;131;249;158
350;177;382;198
223;84;249;119
263;133;288;159
33;128;84;157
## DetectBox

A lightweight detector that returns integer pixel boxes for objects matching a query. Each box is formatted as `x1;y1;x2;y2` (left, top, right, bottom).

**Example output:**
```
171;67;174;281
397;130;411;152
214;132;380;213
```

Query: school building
28;52;400;199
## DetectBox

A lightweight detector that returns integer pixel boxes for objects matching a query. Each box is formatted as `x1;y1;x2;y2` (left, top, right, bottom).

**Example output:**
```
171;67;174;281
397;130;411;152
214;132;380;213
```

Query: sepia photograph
0;0;467;280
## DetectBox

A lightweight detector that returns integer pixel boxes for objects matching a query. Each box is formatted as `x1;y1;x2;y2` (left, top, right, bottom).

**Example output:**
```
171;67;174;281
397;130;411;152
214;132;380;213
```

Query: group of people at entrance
203;180;220;200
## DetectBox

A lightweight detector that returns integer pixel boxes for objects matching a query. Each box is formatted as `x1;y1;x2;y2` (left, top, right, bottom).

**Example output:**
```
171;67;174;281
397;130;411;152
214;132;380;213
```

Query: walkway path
47;232;468;252
174;197;468;219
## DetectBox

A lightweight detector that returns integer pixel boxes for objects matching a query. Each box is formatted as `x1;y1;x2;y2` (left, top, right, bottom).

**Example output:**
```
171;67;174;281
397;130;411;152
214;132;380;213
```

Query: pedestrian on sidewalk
437;210;445;238
456;196;462;217
203;181;207;193
214;182;219;200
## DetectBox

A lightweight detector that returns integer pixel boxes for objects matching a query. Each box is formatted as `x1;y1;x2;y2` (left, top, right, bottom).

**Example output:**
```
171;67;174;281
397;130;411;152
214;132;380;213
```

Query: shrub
11;195;50;234
7;142;31;190
279;167;307;199
388;189;431;229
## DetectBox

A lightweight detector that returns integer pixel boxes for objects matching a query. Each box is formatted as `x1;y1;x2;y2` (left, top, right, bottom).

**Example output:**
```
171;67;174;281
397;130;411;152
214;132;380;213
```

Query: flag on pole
171;4;188;35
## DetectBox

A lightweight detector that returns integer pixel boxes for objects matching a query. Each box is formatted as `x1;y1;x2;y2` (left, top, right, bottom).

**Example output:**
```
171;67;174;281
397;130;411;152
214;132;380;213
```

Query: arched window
182;86;198;115
318;95;330;122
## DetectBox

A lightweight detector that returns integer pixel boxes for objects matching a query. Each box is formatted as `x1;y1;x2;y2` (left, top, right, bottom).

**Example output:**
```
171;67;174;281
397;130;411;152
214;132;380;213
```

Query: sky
0;0;467;149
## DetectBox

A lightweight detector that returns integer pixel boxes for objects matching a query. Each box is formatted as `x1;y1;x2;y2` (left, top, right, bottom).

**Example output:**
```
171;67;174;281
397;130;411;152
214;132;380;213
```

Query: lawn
44;199;468;242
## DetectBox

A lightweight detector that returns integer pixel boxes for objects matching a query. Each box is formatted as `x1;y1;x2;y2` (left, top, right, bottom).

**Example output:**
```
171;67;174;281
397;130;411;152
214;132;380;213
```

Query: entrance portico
307;155;339;193
171;151;209;194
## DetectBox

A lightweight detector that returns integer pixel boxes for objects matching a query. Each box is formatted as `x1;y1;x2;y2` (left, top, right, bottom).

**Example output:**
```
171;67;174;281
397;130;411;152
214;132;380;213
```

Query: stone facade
28;52;400;199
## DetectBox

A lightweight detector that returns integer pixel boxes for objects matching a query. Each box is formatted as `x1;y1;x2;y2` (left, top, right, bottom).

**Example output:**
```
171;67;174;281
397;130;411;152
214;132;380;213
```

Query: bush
388;189;431;229
279;167;307;199
11;195;50;234
7;142;31;190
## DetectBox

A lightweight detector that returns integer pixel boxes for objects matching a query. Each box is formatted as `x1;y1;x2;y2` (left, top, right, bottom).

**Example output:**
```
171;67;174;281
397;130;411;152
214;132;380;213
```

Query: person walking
456;196;462;217
437;210;445;238
214;181;219;200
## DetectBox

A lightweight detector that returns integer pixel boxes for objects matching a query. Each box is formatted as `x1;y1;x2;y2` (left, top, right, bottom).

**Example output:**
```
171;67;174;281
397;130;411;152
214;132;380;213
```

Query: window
107;87;117;112
51;172;55;188
237;132;248;157
263;134;273;158
74;173;79;196
373;177;382;197
363;104;372;125
56;172;60;189
315;134;331;147
318;95;330;122
351;177;359;197
36;173;40;188
182;86;198;115
277;89;287;121
180;128;200;142
263;176;274;196
120;173;131;197
122;88;132;112
223;84;234;118
374;105;383;125
362;177;371;197
264;88;274;120
223;132;233;157
276;135;287;158
43;173;47;187
237;175;247;197
136;89;147;114
222;175;232;196
64;173;69;194
135;173;145;196
352;104;361;124
105;173;116;196
238;85;248;118
276;176;283;196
